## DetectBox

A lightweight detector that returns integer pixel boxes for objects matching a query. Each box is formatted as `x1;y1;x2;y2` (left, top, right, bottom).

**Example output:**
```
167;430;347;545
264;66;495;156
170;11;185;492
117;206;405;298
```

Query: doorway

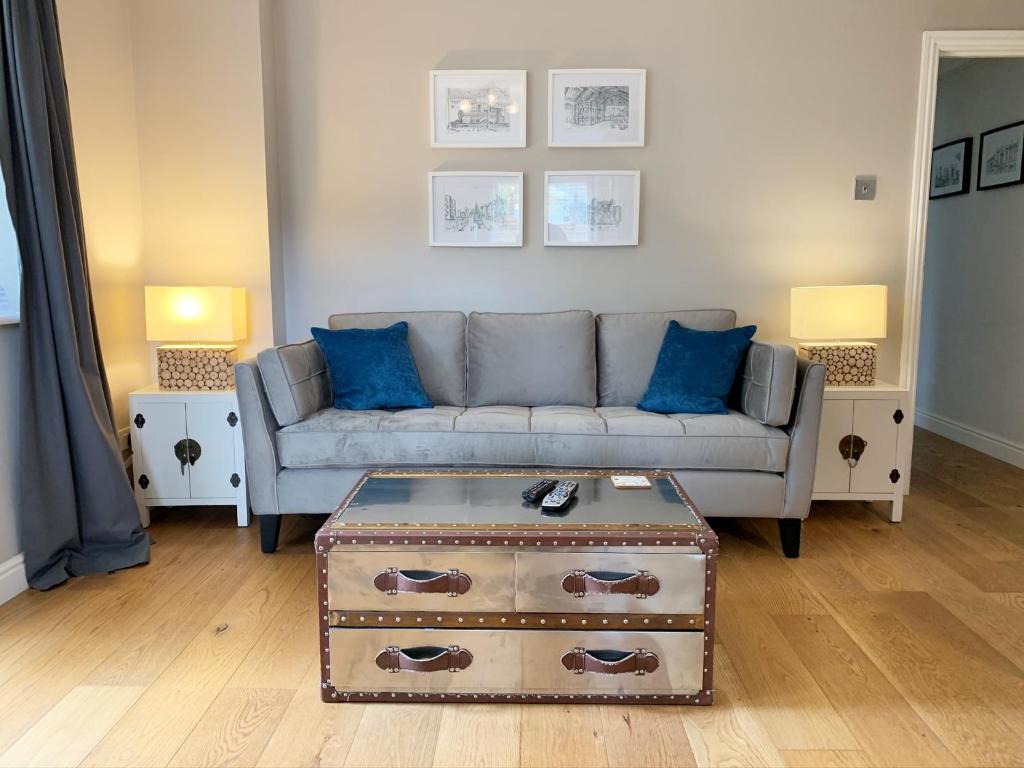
900;32;1024;485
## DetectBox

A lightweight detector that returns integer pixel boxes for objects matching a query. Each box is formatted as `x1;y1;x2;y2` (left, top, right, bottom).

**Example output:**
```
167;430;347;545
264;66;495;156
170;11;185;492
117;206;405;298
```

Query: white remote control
541;480;579;512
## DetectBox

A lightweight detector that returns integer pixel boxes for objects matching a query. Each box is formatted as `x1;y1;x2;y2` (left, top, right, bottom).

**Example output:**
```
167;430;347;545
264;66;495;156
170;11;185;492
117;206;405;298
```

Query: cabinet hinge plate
227;411;238;427
230;473;241;488
134;413;145;429
138;474;149;490
890;468;901;484
893;409;904;424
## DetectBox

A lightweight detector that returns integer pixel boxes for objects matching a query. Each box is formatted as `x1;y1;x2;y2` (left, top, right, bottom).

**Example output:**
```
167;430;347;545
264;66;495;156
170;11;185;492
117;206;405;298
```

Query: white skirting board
916;409;1024;470
0;552;28;606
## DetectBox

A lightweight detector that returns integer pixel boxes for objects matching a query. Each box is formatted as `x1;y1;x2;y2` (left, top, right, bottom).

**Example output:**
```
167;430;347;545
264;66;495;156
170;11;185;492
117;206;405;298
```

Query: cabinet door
134;402;190;500
814;400;854;493
185;400;238;499
850;399;900;493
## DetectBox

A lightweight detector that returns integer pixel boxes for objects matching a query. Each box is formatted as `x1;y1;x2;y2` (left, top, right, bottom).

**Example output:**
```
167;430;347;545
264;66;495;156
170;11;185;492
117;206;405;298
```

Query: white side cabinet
812;382;909;522
128;385;248;527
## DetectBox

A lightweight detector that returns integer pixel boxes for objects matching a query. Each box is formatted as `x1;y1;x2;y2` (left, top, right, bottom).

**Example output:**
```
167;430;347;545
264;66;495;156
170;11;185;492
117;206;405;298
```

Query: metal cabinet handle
561;648;660;676
838;434;867;468
375;645;473;673
373;568;472;596
561;569;660;598
172;438;202;475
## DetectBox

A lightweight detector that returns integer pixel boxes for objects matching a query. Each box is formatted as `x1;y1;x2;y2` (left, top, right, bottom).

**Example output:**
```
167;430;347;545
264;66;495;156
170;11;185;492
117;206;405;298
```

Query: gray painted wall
918;57;1024;454
269;0;1024;384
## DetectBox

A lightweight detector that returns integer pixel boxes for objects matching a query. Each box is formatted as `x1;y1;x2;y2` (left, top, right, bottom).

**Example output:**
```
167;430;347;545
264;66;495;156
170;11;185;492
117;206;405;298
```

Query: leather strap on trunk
560;648;660;675
375;645;474;673
561;569;660;598
373;568;472;596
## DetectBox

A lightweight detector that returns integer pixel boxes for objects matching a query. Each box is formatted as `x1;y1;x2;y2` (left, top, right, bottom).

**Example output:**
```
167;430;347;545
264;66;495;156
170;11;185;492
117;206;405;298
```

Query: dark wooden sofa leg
778;519;801;558
260;514;282;554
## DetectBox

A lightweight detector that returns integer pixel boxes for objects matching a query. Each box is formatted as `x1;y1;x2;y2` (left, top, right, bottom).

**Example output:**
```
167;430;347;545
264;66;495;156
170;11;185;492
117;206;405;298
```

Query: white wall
59;0;276;386
917;57;1024;466
129;0;275;360
59;0;148;432
269;0;1024;384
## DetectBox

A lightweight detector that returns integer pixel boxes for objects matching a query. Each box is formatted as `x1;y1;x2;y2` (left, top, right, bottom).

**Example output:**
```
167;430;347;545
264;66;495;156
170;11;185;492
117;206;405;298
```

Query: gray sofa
235;310;825;556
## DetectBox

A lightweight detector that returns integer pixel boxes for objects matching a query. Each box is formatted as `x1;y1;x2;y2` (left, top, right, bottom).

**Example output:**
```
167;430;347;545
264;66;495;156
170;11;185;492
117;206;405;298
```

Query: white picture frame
428;172;524;247
430;70;527;148
548;69;646;147
544;171;640;247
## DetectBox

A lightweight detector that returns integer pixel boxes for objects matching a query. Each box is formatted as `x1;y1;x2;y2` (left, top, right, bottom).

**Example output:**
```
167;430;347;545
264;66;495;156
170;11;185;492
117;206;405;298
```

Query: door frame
899;31;1024;473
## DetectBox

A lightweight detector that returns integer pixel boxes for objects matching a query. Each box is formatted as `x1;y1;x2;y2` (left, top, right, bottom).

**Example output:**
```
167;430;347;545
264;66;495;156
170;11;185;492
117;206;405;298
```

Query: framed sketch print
430;70;527;148
548;69;646;147
977;119;1024;191
544;171;640;246
929;137;972;199
428;172;523;247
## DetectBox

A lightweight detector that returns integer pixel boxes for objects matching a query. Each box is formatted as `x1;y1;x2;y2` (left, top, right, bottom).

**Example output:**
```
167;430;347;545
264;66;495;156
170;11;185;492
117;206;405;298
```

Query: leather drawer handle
373;568;472;596
561;569;660;598
375;645;473;673
561;648;660;676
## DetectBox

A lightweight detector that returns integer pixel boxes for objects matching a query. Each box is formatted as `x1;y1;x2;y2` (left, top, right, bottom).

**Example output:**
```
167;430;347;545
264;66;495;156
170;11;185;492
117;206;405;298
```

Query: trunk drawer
328;628;703;695
514;552;706;614
327;551;515;612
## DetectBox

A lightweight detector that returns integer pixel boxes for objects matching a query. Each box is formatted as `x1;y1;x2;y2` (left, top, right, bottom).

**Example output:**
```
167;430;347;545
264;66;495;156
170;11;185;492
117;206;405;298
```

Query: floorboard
0;428;1021;767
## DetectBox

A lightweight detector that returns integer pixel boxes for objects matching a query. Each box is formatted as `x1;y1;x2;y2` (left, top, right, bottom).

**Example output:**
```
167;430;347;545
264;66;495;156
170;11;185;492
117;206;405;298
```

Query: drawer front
515;553;706;614
521;630;704;694
328;551;515;612
329;628;702;695
329;628;522;692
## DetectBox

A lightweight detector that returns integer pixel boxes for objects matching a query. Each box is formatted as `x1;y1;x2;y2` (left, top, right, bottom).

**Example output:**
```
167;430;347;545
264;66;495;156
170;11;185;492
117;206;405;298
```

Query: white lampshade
790;285;887;340
145;286;247;342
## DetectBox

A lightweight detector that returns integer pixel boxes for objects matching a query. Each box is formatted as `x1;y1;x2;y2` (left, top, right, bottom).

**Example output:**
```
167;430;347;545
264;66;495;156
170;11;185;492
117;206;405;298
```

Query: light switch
855;175;877;200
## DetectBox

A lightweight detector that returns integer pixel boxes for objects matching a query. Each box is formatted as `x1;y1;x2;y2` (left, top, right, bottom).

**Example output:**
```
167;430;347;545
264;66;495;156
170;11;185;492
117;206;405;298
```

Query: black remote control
522;479;558;503
541;480;579;512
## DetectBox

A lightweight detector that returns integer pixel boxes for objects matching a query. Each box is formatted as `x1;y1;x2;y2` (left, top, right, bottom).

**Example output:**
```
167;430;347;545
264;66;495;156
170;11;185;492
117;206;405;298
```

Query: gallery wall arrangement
428;68;646;248
930;117;1023;198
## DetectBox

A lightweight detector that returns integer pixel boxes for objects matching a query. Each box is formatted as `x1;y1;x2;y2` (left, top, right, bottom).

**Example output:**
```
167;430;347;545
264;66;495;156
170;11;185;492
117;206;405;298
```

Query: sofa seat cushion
276;406;789;473
455;406;530;433
529;406;608;435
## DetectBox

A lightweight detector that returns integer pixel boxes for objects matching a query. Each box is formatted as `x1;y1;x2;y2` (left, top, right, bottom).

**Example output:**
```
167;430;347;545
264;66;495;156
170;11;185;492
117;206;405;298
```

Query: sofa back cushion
328;311;467;406
597;310;737;406
467;310;597;407
257;340;331;427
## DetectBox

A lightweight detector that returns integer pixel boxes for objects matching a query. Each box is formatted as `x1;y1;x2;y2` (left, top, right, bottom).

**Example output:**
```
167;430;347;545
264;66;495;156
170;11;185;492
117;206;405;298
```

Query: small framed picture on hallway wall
929;137;972;199
977;119;1024;191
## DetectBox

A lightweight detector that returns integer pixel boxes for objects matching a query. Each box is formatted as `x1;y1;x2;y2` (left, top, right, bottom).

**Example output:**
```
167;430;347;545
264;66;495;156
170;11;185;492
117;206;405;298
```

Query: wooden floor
0;428;1022;768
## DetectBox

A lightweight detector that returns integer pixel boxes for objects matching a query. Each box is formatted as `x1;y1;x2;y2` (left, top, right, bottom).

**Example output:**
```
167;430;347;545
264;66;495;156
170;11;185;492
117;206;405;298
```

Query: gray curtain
0;0;149;589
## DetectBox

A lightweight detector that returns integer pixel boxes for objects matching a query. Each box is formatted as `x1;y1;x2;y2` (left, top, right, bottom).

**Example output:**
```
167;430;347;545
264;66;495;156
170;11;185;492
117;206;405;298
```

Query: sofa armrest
256;340;331;426
738;341;798;426
782;357;826;520
235;358;282;516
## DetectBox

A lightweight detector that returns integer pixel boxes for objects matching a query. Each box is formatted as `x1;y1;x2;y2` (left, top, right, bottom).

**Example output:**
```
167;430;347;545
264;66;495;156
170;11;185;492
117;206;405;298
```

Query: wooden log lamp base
798;342;877;386
157;344;237;390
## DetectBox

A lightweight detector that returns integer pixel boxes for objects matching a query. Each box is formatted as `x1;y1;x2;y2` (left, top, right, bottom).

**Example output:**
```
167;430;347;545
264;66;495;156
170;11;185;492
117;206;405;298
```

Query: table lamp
790;285;887;386
145;286;247;390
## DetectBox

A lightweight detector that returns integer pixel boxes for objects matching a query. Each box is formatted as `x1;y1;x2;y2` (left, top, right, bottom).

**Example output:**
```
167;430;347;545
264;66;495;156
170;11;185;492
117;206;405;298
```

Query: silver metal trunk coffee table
315;469;718;705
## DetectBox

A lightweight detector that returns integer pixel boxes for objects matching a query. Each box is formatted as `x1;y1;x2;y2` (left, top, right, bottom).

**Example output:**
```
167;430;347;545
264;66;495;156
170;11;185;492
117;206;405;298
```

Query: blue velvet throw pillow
311;322;433;410
638;321;757;415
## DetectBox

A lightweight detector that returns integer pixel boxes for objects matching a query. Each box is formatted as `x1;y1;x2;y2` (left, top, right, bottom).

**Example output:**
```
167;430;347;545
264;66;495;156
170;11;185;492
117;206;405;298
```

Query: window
0;172;20;325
